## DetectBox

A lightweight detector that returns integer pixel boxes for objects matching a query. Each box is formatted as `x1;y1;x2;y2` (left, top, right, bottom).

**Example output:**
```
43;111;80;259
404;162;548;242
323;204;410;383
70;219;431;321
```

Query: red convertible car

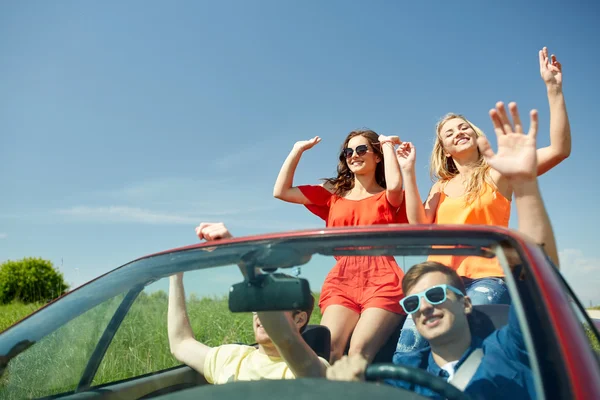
0;225;599;400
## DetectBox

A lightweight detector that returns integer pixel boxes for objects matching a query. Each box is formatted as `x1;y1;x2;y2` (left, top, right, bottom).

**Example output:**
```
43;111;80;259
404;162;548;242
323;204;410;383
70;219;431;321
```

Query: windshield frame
0;225;578;399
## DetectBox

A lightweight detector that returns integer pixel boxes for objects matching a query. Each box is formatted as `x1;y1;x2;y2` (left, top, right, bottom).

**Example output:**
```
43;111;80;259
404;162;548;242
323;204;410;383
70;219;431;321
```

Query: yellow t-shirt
203;344;330;384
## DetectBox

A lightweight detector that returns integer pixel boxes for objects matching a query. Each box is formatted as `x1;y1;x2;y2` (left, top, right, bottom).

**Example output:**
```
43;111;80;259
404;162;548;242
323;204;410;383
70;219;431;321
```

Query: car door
0;262;252;399
513;244;600;400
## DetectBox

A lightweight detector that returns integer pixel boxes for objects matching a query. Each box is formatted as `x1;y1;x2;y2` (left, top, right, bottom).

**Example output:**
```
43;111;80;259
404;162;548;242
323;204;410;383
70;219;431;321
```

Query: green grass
0;302;44;332
585;325;600;353
2;295;599;399
0;293;322;399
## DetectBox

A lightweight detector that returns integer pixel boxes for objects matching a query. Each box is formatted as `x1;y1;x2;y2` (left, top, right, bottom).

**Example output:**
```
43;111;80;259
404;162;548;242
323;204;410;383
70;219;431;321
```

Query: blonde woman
395;47;571;353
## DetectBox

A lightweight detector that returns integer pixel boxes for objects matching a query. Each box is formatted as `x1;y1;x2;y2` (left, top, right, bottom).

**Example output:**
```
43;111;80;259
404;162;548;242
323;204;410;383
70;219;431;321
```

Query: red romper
298;185;408;314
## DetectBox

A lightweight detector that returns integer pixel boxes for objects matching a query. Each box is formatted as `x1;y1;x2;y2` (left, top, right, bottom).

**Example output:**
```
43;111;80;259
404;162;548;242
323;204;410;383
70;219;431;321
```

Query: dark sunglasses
399;284;464;314
342;144;370;159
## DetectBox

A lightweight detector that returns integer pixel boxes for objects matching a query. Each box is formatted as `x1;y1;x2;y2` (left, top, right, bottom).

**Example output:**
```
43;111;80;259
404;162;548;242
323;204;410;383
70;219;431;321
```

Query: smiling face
438;117;479;158
407;272;472;346
344;134;381;176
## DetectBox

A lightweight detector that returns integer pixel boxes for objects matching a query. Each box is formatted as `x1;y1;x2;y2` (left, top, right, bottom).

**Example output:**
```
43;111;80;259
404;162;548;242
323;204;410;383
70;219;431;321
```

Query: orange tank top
427;180;511;279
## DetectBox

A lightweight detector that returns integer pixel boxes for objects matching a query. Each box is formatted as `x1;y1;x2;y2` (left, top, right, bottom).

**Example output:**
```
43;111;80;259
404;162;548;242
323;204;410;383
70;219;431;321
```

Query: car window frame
546;258;600;361
3;227;593;398
76;285;145;392
509;239;600;400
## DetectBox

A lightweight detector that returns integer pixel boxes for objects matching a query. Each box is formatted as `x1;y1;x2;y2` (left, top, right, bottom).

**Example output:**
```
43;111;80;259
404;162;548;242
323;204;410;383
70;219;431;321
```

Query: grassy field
0;301;44;332
1;295;599;399
0;293;322;399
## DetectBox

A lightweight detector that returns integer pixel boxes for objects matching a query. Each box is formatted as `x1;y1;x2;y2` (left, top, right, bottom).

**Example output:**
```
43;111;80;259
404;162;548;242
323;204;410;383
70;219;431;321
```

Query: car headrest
301;324;331;360
470;304;510;338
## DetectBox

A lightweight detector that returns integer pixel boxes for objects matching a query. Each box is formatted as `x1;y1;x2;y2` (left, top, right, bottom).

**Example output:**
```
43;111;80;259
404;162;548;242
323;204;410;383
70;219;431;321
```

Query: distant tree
0;257;69;304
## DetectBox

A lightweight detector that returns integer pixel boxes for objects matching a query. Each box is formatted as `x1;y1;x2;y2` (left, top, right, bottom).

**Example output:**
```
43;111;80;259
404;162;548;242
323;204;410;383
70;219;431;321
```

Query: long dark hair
322;130;386;196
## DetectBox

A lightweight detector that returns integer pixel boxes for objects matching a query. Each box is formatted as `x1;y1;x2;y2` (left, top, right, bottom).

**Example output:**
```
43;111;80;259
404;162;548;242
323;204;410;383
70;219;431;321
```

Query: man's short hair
402;261;466;296
276;273;315;333
294;294;315;333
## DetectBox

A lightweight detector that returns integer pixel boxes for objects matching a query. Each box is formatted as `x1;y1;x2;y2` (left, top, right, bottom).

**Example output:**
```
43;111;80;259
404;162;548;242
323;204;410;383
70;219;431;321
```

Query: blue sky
1;1;599;305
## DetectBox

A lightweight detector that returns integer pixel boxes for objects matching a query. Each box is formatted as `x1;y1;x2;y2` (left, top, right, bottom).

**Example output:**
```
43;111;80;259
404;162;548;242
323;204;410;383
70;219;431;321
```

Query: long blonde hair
430;113;491;204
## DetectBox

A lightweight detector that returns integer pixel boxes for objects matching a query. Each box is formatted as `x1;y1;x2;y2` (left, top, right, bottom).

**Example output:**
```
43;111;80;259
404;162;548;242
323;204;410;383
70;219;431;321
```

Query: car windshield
0;228;546;400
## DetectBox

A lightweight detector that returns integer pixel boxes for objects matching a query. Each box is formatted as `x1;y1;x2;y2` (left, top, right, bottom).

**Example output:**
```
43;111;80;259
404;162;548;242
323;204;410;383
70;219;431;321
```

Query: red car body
1;224;599;400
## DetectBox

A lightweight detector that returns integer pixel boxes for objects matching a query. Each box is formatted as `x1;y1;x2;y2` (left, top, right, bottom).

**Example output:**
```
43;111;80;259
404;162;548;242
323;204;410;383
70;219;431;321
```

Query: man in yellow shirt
168;222;330;384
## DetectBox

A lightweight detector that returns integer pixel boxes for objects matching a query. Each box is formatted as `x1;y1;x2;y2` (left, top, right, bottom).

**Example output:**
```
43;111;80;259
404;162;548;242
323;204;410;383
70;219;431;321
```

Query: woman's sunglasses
342;144;370;159
399;284;464;314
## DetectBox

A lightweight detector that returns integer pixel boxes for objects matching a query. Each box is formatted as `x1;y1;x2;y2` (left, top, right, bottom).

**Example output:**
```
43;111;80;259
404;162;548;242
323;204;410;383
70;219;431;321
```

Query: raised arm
273;137;321;204
196;222;258;278
513;179;559;267
166;222;241;374
479;103;559;267
536;47;571;176
257;311;328;378
396;142;440;224
195;222;328;377
479;104;560;368
168;273;212;374
378;135;404;207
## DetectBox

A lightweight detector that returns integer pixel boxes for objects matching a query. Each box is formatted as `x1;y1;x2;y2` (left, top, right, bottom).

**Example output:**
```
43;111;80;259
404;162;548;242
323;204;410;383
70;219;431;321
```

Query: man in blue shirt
385;262;536;399
326;103;559;400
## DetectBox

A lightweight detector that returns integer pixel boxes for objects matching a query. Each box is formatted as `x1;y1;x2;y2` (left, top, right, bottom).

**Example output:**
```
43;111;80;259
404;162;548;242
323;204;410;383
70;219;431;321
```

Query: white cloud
0;233;7;239
117;177;234;200
5;176;322;232
57;206;199;225
97;177;275;212
51;176;316;229
54;205;317;232
56;205;281;225
559;248;600;307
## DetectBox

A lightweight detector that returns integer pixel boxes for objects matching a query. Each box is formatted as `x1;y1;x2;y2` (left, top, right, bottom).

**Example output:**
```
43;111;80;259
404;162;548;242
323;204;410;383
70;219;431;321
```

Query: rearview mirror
228;273;312;313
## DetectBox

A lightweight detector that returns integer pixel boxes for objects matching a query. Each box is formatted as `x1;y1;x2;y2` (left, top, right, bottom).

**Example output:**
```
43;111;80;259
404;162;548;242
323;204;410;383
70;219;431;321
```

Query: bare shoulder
488;168;503;186
429;181;443;196
423;181;444;219
487;169;512;199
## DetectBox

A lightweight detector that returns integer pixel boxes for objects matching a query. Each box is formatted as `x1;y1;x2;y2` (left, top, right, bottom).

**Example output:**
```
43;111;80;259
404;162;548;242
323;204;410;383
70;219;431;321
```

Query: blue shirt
388;306;536;400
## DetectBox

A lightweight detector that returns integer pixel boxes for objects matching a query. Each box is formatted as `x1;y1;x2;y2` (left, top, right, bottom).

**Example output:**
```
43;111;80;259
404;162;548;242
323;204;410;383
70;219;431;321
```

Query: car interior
0;228;593;400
